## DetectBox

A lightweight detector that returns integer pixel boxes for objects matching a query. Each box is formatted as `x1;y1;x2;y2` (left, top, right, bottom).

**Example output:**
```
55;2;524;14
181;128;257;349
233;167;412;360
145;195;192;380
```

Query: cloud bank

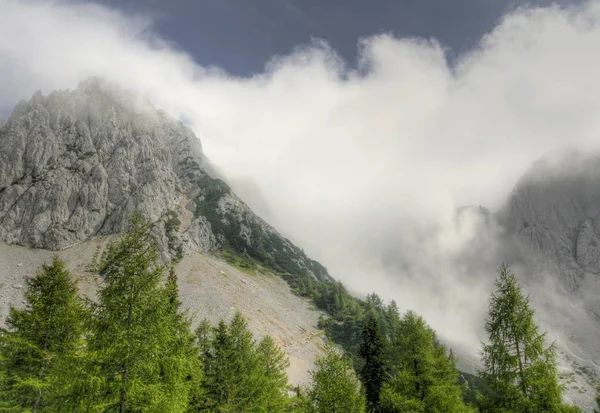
2;0;600;356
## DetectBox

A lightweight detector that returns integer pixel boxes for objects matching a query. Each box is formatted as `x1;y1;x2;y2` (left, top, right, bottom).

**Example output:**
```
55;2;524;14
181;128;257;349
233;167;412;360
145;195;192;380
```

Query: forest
0;214;598;412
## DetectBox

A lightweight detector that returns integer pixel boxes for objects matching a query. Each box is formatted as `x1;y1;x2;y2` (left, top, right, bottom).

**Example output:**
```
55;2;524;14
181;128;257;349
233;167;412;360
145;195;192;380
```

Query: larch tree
159;266;201;411
304;343;366;413
479;263;575;413
379;311;473;413
196;312;291;412
0;256;85;412
82;213;196;412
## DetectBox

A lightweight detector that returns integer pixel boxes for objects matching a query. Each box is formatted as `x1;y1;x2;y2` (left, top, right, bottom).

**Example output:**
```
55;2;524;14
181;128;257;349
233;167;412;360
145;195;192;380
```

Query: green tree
0;256;85;412
379;311;473;413
479;263;572;413
196;312;291;412
303;343;366;413
159;266;201;411
359;314;386;412
81;213;196;412
595;386;600;413
256;336;291;411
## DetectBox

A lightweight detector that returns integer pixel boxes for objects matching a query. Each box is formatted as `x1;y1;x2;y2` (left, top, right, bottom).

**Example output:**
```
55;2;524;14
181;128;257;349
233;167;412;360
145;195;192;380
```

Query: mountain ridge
0;78;331;282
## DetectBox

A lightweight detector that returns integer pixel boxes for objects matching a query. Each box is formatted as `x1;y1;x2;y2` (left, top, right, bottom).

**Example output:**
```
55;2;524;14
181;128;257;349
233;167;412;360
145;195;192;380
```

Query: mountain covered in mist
0;78;330;282
491;151;600;410
0;79;599;411
501;152;600;299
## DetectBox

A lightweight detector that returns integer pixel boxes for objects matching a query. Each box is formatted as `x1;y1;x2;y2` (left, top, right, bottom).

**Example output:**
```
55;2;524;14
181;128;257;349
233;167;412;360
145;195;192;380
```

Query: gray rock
0;78;210;252
499;151;600;290
0;78;332;282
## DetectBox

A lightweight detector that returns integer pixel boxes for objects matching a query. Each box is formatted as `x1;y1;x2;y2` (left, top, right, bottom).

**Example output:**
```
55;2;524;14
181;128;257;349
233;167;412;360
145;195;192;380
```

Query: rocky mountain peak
0;78;209;251
0;79;332;282
500;150;600;291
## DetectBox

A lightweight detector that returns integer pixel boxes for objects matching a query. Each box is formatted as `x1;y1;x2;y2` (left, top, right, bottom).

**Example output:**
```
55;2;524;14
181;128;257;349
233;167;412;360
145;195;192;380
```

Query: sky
1;0;600;358
95;0;583;76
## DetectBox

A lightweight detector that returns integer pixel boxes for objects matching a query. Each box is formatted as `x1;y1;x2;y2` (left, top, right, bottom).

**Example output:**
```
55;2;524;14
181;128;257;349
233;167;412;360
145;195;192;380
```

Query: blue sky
95;0;582;76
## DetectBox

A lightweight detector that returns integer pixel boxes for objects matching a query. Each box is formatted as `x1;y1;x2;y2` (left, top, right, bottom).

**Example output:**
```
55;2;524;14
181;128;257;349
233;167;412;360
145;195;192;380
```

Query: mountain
0;78;331;283
498;150;600;410
0;78;336;387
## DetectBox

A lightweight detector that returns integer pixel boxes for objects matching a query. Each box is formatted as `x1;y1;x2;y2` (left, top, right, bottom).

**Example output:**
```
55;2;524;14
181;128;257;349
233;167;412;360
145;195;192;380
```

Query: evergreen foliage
79;213;198;411
379;311;474;413
0;212;590;412
478;263;578;413
301;343;366;413
194;312;291;412
0;256;85;412
595;386;600;413
359;314;386;412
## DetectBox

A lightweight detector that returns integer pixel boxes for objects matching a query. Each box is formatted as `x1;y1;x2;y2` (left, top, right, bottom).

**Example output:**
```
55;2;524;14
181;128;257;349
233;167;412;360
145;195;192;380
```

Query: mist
2;0;600;358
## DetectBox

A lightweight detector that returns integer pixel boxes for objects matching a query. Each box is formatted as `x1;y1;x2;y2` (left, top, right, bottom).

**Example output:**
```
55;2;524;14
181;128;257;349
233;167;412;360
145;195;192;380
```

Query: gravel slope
0;239;325;386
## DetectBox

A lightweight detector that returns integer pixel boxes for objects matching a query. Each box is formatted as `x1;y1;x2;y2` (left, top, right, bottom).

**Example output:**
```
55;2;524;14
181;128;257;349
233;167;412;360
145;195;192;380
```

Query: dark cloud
92;0;585;75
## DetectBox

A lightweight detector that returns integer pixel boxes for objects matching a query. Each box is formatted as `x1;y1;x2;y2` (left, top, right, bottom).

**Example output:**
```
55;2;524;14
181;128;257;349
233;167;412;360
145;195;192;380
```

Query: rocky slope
0;239;325;386
0;78;331;282
0;79;335;384
500;151;600;295
497;150;600;411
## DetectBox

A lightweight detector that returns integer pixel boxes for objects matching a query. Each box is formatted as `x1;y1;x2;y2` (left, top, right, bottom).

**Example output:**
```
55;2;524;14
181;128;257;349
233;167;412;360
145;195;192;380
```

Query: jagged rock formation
0;78;331;282
498;151;600;412
499;151;600;293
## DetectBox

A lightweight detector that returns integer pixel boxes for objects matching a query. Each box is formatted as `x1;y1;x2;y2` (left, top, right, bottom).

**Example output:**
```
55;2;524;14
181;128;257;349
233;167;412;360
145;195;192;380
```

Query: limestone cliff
0;78;331;282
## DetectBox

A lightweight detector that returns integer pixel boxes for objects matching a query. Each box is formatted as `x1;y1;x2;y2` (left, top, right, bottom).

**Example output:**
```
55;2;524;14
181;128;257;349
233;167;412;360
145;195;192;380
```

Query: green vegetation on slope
0;214;583;412
193;175;329;281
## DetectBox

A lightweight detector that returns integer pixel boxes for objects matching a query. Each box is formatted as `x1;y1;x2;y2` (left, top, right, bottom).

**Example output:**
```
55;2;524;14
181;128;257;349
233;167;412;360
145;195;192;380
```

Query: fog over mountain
1;0;600;386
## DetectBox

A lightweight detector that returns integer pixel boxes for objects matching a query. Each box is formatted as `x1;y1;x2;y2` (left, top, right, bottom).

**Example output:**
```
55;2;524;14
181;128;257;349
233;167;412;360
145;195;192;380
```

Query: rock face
499;151;600;293
497;152;600;412
0;78;331;282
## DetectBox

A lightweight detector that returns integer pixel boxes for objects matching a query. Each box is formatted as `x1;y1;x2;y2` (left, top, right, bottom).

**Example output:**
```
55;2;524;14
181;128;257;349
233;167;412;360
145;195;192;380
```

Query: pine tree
379;311;473;413
304;343;366;413
0;256;85;412
595;386;600;413
478;263;570;413
80;213;196;411
359;314;386;412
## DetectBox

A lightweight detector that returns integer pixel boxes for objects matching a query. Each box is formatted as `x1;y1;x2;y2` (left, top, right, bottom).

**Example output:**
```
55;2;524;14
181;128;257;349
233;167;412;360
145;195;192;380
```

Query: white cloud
2;0;600;357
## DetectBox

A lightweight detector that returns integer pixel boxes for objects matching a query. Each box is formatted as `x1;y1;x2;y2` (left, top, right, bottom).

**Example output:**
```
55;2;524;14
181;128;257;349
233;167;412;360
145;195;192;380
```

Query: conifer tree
304;343;366;413
595;386;600;413
81;213;196;411
379;311;473;413
196;312;291;412
359;314;386;412
159;266;201;411
0;256;84;412
479;263;571;413
256;336;291;411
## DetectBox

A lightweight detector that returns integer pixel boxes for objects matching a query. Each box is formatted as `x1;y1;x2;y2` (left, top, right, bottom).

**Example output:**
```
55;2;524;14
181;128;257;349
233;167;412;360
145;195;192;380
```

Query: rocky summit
0;78;330;282
500;151;600;300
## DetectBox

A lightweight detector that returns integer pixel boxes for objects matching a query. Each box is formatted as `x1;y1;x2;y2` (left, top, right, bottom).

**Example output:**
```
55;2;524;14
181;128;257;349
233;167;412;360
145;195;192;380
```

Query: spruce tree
81;213;196;411
359;314;386;412
479;263;570;413
0;256;85;412
304;343;366;413
379;311;473;413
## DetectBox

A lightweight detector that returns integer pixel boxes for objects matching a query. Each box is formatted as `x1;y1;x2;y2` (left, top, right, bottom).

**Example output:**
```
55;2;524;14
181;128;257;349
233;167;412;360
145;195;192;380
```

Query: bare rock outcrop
0;78;332;281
